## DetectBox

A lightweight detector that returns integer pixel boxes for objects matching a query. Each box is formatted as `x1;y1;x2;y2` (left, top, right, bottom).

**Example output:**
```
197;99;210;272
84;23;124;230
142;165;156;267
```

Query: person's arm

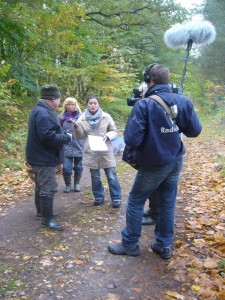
36;112;70;146
104;114;117;141
73;118;87;140
124;100;148;148
177;99;202;137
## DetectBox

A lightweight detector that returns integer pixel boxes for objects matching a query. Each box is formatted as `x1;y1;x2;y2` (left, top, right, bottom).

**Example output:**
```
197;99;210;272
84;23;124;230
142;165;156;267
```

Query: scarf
85;108;102;129
64;111;80;122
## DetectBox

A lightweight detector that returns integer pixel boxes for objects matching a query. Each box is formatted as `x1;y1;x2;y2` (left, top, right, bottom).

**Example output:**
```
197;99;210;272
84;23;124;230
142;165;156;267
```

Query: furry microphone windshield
164;20;216;49
163;20;216;94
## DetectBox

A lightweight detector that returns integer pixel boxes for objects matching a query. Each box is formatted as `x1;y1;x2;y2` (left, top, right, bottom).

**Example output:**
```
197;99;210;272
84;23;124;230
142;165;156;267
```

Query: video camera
127;88;142;106
127;84;179;106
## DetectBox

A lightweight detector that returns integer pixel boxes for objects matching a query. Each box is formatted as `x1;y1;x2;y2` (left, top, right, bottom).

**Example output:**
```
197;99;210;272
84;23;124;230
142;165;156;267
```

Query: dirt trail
0;158;185;300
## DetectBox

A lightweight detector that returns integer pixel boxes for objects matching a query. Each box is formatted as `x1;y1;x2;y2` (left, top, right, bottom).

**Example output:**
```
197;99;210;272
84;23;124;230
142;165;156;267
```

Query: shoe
74;173;82;192
41;219;64;231
142;216;156;225
74;183;80;192
94;199;104;206
108;242;140;256
63;184;71;193
36;211;60;218
151;241;172;259
143;209;150;217
112;200;121;208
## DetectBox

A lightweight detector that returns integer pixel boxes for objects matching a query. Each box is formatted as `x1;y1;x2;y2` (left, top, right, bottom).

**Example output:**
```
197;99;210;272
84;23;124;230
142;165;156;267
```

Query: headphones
143;63;157;83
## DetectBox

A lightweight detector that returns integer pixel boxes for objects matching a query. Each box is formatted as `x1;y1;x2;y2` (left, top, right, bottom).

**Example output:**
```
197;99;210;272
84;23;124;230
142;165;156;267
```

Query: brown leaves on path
166;134;225;299
0;167;33;213
1;130;225;299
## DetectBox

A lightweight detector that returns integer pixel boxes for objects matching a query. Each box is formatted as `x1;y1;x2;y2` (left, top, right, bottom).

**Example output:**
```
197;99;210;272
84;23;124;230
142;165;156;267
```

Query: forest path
1;132;224;300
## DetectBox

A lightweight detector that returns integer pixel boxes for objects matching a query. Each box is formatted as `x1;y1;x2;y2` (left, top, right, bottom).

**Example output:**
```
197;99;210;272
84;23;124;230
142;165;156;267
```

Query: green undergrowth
0;96;35;173
198;109;225;137
198;109;225;177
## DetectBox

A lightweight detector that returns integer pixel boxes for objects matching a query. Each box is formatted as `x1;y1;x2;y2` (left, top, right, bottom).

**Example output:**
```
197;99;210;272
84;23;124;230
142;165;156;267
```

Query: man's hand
56;165;62;175
24;162;35;182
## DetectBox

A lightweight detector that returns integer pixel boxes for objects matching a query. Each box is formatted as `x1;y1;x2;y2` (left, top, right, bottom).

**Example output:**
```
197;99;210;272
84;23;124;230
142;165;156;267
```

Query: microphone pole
179;39;193;95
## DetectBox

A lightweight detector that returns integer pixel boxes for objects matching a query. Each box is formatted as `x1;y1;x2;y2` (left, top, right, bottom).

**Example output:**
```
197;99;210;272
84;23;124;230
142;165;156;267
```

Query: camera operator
138;81;180;226
138;82;160;226
108;63;202;259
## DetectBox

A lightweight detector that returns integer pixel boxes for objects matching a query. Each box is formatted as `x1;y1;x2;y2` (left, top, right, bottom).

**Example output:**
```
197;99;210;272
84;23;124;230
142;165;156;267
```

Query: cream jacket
74;111;117;169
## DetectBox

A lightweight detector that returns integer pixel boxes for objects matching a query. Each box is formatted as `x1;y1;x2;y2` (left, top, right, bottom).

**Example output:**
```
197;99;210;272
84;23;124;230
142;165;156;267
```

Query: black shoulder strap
149;95;175;120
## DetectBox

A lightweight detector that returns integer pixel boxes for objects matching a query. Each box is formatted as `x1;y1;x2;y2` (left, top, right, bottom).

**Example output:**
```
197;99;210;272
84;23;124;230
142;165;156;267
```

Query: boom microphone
164;20;216;49
164;20;216;94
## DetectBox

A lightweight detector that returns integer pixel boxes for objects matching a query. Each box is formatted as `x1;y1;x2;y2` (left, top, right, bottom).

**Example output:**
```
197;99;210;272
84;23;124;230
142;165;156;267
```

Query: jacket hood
145;84;172;97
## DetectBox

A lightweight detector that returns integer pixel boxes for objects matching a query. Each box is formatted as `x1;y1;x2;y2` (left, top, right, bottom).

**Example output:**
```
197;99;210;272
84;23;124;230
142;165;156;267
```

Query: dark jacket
26;100;70;166
58;112;84;158
124;84;202;168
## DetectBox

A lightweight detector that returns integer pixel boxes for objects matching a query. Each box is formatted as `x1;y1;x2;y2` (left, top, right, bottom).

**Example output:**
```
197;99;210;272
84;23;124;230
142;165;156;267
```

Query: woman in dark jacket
58;97;84;193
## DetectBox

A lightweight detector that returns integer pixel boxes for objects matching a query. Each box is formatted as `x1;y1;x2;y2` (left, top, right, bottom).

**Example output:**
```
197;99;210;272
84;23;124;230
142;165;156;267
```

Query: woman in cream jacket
74;96;122;208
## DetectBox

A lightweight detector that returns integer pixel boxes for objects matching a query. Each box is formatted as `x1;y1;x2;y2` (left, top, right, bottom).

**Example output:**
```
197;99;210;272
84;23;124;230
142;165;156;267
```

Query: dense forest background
0;0;225;172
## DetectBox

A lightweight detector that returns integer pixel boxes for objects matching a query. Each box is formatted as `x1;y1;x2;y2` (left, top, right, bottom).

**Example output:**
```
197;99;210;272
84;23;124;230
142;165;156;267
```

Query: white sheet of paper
88;135;108;151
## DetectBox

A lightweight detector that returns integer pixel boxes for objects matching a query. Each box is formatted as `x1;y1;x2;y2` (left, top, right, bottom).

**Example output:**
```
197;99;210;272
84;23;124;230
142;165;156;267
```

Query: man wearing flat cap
26;84;71;231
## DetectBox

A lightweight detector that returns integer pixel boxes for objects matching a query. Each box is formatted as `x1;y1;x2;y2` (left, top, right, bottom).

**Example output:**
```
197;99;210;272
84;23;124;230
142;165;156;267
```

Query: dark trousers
32;165;57;198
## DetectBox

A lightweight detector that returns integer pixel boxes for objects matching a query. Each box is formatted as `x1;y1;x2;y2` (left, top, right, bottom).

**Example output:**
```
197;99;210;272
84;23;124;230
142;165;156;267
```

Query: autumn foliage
165;134;225;299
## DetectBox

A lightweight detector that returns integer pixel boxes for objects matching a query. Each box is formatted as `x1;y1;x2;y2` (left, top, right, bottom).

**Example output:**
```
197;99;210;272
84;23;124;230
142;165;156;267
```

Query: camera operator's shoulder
182;95;195;107
175;95;196;113
174;93;192;104
141;97;156;107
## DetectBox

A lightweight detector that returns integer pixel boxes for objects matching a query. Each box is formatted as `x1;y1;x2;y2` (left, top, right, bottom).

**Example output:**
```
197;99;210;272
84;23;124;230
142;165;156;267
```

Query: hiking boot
63;184;71;193
74;173;82;192
112;199;121;208
63;174;71;193
151;241;172;259
142;216;156;225
108;242;140;256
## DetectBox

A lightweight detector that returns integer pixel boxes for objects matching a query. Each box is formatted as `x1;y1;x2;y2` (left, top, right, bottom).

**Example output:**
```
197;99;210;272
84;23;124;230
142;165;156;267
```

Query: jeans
147;189;160;220
90;167;121;202
63;157;83;176
32;165;57;198
121;158;183;248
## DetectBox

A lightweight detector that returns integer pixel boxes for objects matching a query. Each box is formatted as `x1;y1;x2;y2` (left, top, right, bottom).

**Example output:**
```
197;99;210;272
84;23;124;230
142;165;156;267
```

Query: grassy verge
198;110;225;177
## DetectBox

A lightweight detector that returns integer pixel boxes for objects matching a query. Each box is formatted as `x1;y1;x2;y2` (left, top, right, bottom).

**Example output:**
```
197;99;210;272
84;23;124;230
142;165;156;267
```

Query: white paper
88;135;108;151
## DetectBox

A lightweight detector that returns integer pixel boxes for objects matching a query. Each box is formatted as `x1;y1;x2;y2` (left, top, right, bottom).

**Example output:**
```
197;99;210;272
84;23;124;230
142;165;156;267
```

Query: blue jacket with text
124;84;202;167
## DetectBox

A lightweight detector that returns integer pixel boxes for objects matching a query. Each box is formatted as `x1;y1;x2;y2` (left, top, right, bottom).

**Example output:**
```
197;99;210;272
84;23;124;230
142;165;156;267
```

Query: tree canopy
0;0;223;115
200;0;225;85
0;0;188;104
